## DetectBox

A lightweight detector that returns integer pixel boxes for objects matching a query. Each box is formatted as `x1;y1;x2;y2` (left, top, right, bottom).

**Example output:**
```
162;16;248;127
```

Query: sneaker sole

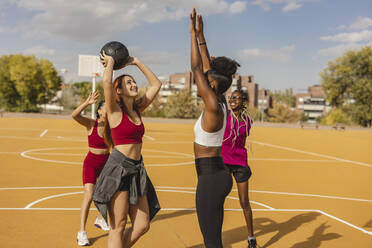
95;224;110;231
77;239;90;246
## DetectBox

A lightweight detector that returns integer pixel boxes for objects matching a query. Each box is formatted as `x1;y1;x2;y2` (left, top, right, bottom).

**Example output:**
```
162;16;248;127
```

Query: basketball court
0;116;371;247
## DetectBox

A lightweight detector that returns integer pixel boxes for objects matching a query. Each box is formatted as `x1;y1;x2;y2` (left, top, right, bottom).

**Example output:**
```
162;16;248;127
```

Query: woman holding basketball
222;90;258;248
72;92;110;246
190;8;240;248
93;49;161;248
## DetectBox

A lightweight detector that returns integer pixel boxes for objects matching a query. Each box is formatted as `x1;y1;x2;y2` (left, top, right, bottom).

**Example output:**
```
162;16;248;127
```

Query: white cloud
22;46;56;56
320;30;372;43
348;16;372;30
6;0;245;42
317;43;372;57
282;2;302;12
252;0;304;12
229;1;247;14
239;45;296;62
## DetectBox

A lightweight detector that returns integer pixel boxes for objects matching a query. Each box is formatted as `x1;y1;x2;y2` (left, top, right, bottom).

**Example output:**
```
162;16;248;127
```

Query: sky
0;0;371;92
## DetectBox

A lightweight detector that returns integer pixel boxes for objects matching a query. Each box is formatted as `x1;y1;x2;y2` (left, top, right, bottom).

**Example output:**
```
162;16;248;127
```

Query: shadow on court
189;212;323;248
152;209;195;222
290;222;341;248
90;233;109;245
253;212;321;248
363;219;372;228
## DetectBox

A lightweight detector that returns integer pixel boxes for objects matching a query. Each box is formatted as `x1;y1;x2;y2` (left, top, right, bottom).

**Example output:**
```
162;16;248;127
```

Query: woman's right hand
85;91;99;105
100;50;114;68
196;13;204;38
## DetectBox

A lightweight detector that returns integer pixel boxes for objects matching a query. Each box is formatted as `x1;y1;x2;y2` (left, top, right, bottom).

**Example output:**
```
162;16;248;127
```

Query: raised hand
196;14;204;38
85;91;99;105
190;8;197;34
100;50;114;68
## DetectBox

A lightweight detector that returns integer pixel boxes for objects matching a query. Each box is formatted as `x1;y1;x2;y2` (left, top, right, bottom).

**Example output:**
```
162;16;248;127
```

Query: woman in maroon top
72;92;110;246
99;52;162;248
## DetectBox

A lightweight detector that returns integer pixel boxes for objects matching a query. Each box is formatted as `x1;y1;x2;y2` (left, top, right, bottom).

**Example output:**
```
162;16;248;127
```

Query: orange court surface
0;116;371;248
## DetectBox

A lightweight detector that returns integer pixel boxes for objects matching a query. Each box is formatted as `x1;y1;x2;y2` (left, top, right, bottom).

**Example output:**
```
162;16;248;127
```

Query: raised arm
71;91;98;128
190;8;218;113
133;57;162;112
196;14;211;73
100;52;121;115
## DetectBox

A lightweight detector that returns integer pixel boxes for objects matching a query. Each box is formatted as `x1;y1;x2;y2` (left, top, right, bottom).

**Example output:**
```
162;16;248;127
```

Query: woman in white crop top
190;8;241;248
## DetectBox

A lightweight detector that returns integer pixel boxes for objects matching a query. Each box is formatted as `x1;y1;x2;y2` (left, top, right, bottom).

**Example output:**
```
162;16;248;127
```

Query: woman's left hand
190;8;197;34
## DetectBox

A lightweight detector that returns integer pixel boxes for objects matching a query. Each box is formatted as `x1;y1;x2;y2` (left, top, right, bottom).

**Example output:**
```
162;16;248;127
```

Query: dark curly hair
208;56;240;94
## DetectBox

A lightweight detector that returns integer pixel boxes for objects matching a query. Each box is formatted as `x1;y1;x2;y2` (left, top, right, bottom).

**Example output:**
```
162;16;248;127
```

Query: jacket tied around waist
92;148;160;223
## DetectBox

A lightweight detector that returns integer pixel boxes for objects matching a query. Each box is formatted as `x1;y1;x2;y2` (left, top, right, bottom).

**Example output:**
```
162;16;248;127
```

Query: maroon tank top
111;110;145;145
88;121;108;149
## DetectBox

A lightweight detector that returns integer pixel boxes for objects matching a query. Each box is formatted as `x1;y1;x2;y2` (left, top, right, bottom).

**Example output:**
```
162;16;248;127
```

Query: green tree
72;81;104;102
320;46;372;127
267;104;301;123
320;108;351;126
0;54;61;112
163;89;201;118
272;88;296;107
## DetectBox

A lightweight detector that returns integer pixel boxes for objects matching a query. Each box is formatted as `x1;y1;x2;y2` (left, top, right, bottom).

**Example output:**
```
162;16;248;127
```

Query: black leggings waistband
195;156;227;176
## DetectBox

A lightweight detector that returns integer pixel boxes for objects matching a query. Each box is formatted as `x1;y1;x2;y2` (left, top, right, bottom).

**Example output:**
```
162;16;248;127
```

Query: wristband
199;42;206;46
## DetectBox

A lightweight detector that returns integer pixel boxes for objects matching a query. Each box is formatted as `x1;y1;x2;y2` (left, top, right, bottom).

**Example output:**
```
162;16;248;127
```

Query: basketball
100;41;129;70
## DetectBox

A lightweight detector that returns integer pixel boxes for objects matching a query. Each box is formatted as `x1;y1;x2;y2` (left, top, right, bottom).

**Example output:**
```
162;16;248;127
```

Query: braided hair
223;90;253;148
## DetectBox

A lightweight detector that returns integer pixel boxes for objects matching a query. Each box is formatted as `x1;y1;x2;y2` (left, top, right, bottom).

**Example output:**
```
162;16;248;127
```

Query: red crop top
88;121;108;149
111;110;145;146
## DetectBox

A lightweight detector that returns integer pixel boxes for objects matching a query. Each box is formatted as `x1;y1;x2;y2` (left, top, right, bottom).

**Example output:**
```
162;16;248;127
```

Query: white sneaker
77;231;90;246
94;216;110;231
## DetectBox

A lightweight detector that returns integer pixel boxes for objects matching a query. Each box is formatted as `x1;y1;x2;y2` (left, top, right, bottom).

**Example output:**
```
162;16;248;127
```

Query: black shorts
225;164;252;183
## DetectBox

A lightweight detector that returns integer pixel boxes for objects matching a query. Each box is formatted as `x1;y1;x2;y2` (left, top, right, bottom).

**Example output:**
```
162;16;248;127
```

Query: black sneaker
248;238;257;248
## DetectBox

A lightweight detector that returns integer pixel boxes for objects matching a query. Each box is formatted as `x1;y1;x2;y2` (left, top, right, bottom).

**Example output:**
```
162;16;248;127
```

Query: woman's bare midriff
194;142;222;159
89;147;109;155
115;143;143;161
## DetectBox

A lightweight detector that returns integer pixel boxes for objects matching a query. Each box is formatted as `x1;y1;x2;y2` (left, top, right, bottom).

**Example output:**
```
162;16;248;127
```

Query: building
225;74;258;107
258;89;273;110
296;85;331;122
158;71;194;102
159;71;259;106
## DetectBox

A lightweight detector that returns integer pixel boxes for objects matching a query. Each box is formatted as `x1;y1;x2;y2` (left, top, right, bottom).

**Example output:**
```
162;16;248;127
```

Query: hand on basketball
85;91;99;105
119;56;137;69
190;8;197;34
100;51;114;68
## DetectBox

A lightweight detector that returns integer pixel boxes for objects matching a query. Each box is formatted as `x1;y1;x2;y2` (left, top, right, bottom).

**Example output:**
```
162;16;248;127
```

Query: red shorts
82;152;109;185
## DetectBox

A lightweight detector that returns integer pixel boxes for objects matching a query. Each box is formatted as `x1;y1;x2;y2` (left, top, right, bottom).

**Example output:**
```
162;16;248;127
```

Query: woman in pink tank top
98;51;162;248
71;92;110;246
222;90;258;248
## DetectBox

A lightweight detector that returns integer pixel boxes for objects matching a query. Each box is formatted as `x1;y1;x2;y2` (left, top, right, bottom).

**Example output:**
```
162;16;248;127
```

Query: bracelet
199;42;206;46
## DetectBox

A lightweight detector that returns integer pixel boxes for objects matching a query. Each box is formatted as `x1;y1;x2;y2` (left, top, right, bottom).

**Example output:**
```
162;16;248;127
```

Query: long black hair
96;100;105;119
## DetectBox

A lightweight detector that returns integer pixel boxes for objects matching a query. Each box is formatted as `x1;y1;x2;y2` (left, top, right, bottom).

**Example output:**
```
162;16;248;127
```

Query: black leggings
195;157;233;248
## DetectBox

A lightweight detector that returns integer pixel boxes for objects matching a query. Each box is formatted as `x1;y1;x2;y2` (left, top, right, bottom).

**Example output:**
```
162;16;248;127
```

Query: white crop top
194;103;227;147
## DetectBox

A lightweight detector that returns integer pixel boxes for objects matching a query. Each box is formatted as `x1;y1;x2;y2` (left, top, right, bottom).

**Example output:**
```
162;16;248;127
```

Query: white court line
25;191;83;209
0;206;370;235
144;135;155;141
2;186;372;204
248;158;336;162
22;189;274;210
40;129;48;137
20;147;195;167
249;140;372;168
249;189;372;203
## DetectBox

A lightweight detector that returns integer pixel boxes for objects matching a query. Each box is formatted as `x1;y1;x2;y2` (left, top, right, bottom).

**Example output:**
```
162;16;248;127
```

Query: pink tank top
88;121;108;149
111;110;145;145
222;111;251;167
